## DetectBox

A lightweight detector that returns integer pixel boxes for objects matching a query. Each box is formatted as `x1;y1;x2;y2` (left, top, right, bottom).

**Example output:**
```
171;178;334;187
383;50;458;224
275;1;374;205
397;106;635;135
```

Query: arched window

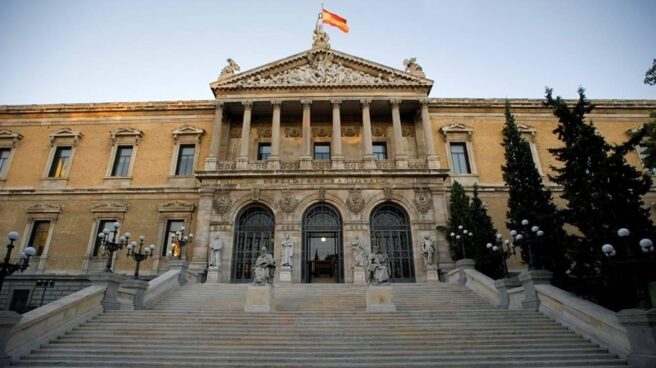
370;203;415;282
302;203;343;283
230;204;275;283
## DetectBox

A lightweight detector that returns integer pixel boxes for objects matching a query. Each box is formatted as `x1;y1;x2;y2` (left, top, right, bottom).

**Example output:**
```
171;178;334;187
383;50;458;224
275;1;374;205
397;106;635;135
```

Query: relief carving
229;127;242;139
159;201;195;213
341;126;360;137
403;57;426;78
213;190;232;214
413;187;432;213
284;128;302;138
346;189;365;214
372;126;386;137
402;127;415;137
383;186;393;200
312;126;332;138
318;188;326;201
27;202;62;213
91;201;128;213
279;189;299;213
257;128;272;138
251;188;261;201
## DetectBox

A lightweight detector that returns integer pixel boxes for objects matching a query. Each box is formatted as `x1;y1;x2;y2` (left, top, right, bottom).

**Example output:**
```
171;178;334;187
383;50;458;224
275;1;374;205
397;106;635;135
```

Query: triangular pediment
210;49;433;95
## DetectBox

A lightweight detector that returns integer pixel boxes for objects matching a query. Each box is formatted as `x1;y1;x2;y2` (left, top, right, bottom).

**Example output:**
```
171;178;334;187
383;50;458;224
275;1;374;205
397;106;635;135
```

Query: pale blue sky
1;0;654;104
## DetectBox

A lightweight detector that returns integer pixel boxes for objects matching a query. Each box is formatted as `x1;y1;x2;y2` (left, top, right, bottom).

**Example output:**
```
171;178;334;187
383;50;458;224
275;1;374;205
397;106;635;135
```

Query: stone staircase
11;283;628;367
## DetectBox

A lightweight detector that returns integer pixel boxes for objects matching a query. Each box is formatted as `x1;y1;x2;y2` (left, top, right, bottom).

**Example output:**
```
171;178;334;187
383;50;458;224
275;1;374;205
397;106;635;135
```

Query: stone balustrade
210;158;434;172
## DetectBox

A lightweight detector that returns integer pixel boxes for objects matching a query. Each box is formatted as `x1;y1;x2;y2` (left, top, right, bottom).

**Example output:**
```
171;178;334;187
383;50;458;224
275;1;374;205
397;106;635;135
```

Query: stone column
190;187;213;273
204;101;224;171
390;99;408;169
299;99;312;170
236;100;252;170
361;99;376;169
267;100;281;170
420;98;440;169
331;99;344;169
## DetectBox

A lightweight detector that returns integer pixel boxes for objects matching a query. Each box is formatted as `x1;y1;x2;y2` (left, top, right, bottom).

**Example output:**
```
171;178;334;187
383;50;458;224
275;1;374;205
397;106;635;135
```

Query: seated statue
253;246;275;285
367;246;390;285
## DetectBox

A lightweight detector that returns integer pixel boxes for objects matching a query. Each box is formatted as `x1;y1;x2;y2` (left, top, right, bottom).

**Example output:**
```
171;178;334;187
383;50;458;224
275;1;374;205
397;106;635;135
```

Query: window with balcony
175;144;196;176
314;143;330;160
257;143;271;161
372;142;387;160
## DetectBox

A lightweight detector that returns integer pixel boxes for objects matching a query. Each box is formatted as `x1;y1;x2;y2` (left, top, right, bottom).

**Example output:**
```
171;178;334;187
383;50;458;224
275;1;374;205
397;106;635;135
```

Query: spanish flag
322;9;349;33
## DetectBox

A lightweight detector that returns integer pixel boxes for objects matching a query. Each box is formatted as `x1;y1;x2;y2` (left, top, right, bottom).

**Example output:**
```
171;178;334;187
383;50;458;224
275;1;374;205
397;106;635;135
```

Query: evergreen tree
447;181;471;260
468;184;502;278
645;58;656;86
501;100;569;277
545;88;655;308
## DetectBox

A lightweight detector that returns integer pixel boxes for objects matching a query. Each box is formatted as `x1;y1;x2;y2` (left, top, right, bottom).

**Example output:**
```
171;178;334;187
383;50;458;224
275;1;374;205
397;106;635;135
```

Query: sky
0;0;655;105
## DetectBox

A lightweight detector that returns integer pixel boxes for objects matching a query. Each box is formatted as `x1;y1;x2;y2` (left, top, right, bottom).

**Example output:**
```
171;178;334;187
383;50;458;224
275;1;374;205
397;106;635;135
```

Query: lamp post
450;225;473;259
170;226;193;259
97;222;131;272
0;231;37;294
509;219;544;269
601;227;654;309
486;233;517;278
126;236;155;279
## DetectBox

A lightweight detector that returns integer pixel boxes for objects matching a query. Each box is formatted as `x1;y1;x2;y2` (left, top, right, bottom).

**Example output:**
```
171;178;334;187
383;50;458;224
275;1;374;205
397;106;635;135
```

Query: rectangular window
450;143;471;174
175;144;195;176
372;143;387;160
162;219;185;257
48;146;72;178
111;146;133;177
313;143;330;160
93;219;116;256
0;148;11;176
257;143;271;161
28;220;50;256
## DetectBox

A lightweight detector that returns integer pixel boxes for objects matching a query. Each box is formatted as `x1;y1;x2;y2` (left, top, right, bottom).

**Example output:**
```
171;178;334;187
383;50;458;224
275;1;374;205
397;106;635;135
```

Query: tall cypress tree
545;88;654;308
447;181;471;260
469;184;502;278
501;100;569;277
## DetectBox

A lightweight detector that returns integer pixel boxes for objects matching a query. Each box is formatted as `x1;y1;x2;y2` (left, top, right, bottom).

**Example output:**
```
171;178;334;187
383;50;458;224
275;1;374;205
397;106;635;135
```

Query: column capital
419;98;429;106
330;98;342;106
360;99;372;107
300;99;312;107
241;100;253;109
389;99;402;107
271;100;282;108
214;100;225;109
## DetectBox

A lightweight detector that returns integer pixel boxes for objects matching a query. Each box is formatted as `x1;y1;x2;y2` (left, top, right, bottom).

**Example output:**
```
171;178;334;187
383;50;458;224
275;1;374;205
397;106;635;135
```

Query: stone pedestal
0;311;22;367
518;269;552;310
278;266;292;283
617;308;656;368
494;277;521;309
206;267;222;283
425;266;439;282
395;157;408;169
363;157;376;170
235;157;248;170
203;156;217;171
245;284;275;313
299;156;312;170
168;259;189;285
88;273;125;311
117;279;148;311
353;266;367;285
266;158;280;170
427;156;440;170
366;285;396;313
455;258;475;286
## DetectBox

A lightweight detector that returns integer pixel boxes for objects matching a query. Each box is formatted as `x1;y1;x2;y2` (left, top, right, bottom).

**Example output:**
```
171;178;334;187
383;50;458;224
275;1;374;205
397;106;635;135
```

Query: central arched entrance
230;204;275;283
302;203;344;283
370;203;415;282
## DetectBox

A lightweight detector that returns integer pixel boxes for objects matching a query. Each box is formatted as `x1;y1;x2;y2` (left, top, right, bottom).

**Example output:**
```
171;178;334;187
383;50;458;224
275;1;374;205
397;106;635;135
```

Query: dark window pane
48;147;72;177
162;220;185;256
9;290;30;313
314;143;330;160
175;145;195;176
258;143;271;161
93;219;116;256
372;143;387;160
28;220;50;256
0;148;11;176
111;146;133;177
450;143;471;174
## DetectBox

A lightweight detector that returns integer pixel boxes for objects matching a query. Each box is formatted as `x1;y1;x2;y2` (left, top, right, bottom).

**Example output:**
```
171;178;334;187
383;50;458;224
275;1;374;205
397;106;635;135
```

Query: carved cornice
110;127;144;145
172;125;205;143
241;100;253;109
159;201;196;213
49;128;83;147
0;129;24;147
91;201;128;213
301;99;313;107
389;99;402;107
440;123;474;136
27;202;62;214
360;99;372;107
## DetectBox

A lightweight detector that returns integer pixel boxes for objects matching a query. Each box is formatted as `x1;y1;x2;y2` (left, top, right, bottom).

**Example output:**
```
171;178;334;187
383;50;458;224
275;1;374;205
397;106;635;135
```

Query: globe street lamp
510;219;544;269
0;231;37;294
450;225;473;259
601;227;654;309
97;222;131;272
170;226;193;259
486;233;518;278
126;236;155;279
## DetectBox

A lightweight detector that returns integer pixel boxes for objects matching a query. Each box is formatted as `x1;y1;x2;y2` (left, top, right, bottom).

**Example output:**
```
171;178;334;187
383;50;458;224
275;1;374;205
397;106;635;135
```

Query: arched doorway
370;203;415;282
230;204;275;283
302;203;344;283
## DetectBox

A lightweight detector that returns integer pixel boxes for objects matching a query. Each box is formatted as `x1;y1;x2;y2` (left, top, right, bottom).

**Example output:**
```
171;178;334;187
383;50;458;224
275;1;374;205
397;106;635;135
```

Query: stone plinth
425;265;439;282
245;284;275;313
518;269;552;310
455;258;475;286
88;273;125;311
168;259;189;285
353;266;367;285
0;311;22;367
366;285;396;313
494;277;521;309
278;266;292;283
117;279;148;311
206;267;221;283
617;308;656;368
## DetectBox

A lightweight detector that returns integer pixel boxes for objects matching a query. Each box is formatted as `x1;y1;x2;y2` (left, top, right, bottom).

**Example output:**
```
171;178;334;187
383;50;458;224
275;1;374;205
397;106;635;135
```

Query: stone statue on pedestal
312;23;331;49
367;246;390;285
209;234;224;268
421;232;435;267
352;236;367;267
219;58;240;80
253;246;275;285
281;234;294;267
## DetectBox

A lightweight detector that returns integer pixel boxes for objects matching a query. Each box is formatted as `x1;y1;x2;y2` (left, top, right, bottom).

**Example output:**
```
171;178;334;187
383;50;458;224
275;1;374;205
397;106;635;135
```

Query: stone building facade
1;36;655;307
